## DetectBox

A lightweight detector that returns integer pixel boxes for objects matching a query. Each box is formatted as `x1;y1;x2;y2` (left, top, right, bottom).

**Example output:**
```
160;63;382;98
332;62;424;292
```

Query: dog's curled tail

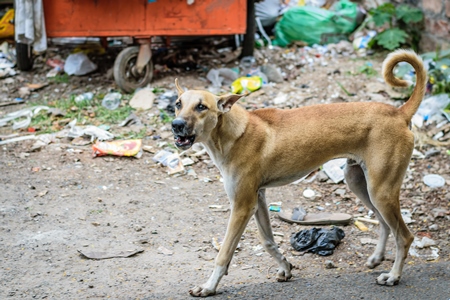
382;49;427;121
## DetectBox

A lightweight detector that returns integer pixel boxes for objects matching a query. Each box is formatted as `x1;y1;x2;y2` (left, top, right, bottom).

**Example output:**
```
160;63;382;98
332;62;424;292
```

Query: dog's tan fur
171;49;426;297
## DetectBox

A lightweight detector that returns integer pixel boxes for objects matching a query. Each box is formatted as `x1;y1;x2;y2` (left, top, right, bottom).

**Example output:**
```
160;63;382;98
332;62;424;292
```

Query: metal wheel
113;46;154;93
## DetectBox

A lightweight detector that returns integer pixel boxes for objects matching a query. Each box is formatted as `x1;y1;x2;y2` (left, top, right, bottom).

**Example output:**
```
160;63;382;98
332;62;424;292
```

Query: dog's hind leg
189;188;258;297
363;156;414;286
344;161;391;268
254;189;293;281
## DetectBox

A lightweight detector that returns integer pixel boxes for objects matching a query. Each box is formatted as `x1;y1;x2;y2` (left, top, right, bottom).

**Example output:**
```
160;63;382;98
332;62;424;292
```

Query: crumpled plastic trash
152;150;185;174
414;94;450;125
64;52;97;76
0;106;49;129
207;68;238;87
67;119;114;141
409;237;439;260
290;227;345;256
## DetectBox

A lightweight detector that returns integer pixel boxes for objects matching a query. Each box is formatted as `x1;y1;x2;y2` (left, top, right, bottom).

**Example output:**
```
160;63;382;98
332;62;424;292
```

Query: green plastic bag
273;0;358;47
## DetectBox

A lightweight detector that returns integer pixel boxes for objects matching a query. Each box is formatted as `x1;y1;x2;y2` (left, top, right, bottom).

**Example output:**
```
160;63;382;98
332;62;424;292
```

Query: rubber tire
16;43;34;71
113;46;154;93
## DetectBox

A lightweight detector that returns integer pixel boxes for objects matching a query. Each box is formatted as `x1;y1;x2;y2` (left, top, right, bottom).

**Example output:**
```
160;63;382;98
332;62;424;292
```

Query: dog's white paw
276;263;293;282
376;272;400;286
366;254;384;269
189;286;216;297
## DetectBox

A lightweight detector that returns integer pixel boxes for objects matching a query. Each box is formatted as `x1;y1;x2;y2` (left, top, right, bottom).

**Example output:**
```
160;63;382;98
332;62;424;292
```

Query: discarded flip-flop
278;207;352;225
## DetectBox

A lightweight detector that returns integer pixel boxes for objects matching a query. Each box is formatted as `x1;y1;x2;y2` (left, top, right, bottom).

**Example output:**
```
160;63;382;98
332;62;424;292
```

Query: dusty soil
1;43;449;299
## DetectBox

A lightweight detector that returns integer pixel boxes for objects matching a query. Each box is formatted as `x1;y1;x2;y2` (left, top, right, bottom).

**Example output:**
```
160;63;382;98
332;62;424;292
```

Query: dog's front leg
189;190;257;297
254;189;293;281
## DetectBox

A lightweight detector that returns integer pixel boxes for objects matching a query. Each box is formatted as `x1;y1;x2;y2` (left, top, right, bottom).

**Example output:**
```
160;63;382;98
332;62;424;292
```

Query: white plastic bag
64;53;97;76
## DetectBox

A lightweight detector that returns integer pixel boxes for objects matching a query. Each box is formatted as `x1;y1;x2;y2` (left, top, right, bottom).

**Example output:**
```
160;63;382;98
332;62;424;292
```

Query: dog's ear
175;78;185;96
217;94;244;113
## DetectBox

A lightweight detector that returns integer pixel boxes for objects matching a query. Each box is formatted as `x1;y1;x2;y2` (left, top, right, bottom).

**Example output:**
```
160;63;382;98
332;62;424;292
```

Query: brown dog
171;49;426;297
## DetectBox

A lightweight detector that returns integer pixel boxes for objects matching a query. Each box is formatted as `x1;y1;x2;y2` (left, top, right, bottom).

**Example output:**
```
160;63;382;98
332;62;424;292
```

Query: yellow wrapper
92;139;142;157
231;76;263;94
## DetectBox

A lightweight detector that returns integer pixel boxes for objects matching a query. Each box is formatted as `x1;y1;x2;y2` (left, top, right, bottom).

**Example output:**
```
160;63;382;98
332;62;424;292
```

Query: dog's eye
175;101;181;110
196;104;208;111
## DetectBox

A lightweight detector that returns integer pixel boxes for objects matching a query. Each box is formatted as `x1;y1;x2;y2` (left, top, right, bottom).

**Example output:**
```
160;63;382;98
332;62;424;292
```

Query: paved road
158;262;450;300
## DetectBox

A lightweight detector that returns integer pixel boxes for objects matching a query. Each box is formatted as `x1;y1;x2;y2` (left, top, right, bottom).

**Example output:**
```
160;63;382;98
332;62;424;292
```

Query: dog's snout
172;118;187;134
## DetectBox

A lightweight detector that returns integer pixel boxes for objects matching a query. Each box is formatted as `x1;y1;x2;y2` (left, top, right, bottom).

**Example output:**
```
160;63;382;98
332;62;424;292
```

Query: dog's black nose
172;118;187;134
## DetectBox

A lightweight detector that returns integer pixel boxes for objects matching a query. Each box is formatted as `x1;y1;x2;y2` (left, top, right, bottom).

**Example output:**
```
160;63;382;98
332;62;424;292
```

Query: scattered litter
181;157;195;166
231;76;263;94
0;135;37;145
352;30;377;57
67;119;114;141
46;58;65;70
78;249;144;260
412;149;425;159
269;205;281;212
0;106;49;130
207;68;238;93
354;217;379;225
92;139;143;158
303;188;316;199
102;92;122;110
273;92;288;104
130;88;155;110
269;201;282;212
64;52;97;76
0;98;26;107
354;220;369;231
322;158;347;183
423;174;446;188
414;94;450;127
152;150;173;164
208;205;229;212
260;64;284;83
152;150;184;174
400;209;414;224
273;0;358;47
414;236;437;248
0;41;16;78
142;145;154;153
119;113;142;127
30;133;58;151
157;246;173;256
409;237;439;260
26;83;48;91
290;227;345;256
74;92;94;103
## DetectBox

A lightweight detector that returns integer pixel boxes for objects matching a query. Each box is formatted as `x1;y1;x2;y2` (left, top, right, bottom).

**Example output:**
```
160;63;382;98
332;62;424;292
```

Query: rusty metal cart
16;0;248;92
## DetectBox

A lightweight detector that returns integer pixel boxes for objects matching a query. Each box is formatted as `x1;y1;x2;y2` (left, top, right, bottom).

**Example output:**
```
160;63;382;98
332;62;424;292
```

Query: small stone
316;170;329;182
429;224;439;231
325;260;336;269
334;188;346;196
130;88;155;110
432;208;447;218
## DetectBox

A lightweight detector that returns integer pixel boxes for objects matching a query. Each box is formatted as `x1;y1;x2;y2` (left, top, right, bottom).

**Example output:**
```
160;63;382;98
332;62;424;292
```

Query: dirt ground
1;42;449;299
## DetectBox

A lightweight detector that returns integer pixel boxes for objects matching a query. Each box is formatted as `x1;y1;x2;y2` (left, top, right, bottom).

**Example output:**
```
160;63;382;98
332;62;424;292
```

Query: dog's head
171;78;243;150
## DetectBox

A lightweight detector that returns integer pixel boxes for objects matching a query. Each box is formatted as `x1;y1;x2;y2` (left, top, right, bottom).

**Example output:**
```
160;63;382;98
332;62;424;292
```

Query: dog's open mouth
174;135;196;149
